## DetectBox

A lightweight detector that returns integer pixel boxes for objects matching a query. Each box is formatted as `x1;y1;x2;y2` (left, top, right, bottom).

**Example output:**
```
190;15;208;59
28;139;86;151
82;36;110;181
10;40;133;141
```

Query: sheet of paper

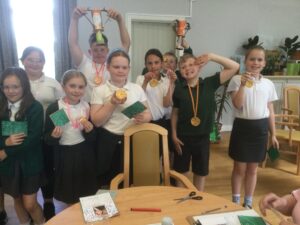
193;209;268;225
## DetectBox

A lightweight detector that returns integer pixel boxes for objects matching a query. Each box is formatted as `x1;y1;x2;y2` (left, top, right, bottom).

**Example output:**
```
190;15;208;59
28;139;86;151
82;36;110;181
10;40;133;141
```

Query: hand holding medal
241;72;254;88
115;89;127;102
80;117;93;133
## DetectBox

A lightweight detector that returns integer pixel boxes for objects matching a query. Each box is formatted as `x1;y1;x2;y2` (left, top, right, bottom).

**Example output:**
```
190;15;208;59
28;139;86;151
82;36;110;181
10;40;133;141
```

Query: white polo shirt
29;74;64;113
90;80;147;135
136;75;171;121
78;55;110;102
227;75;278;119
58;99;90;145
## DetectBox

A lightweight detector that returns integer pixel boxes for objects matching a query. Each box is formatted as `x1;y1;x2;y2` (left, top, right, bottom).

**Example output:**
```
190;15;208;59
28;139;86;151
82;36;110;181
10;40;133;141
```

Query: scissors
174;191;203;203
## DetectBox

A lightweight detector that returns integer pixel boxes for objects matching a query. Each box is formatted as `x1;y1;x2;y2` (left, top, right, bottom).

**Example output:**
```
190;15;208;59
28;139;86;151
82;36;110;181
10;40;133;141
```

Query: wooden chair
110;123;196;190
263;86;300;175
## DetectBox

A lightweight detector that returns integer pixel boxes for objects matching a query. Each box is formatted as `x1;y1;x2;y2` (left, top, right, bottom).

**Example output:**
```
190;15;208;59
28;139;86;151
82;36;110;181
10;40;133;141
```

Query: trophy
174;18;191;56
84;8;108;44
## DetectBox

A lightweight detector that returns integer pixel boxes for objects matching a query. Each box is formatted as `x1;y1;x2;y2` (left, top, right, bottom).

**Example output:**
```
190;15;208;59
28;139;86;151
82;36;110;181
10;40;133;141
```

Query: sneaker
43;202;55;221
0;210;8;225
242;203;252;209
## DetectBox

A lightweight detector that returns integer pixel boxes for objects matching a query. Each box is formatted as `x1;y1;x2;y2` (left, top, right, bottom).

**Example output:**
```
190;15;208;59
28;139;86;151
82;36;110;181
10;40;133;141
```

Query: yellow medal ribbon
188;80;201;126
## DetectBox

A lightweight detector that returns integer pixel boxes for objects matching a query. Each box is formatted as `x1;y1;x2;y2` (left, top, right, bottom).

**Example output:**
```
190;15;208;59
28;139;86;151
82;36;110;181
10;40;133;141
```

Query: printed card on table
121;101;146;119
80;192;119;223
49;109;69;126
1;121;28;136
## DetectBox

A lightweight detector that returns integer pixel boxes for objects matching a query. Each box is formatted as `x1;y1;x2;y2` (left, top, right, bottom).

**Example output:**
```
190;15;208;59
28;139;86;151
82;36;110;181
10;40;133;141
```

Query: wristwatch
291;188;300;201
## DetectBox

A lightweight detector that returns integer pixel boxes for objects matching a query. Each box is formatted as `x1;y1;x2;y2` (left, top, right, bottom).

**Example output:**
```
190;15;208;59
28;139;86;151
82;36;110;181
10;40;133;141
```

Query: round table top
45;186;243;225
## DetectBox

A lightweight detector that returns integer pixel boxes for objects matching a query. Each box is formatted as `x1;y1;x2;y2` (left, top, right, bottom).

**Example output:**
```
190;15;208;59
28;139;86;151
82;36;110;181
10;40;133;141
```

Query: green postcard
267;146;280;162
238;215;266;225
122;101;146;119
1;121;28;136
50;109;70;126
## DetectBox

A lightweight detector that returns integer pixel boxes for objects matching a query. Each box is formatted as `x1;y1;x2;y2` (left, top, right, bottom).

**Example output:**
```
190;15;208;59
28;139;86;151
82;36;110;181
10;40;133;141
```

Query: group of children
0;5;282;225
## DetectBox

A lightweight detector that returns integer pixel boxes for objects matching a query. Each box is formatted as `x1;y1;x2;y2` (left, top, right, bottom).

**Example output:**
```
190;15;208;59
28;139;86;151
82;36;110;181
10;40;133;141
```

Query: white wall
77;0;300;129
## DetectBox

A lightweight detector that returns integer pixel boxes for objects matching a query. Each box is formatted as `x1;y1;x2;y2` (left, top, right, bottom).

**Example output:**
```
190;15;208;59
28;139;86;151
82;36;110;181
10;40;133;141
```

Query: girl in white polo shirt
227;46;279;208
90;49;152;186
44;70;97;205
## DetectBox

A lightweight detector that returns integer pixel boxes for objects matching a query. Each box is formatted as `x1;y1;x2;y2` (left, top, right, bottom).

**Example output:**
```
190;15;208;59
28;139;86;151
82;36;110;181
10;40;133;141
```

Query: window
10;0;55;78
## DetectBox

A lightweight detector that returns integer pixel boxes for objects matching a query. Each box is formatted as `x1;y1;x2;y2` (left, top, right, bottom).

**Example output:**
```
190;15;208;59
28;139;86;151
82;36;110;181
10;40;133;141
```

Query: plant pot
291;50;300;60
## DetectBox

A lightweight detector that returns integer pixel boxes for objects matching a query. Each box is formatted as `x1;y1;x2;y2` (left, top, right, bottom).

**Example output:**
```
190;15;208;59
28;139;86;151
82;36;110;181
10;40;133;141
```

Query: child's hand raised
195;54;210;68
5;133;26;146
106;8;122;22
72;7;87;20
51;126;63;138
241;72;253;87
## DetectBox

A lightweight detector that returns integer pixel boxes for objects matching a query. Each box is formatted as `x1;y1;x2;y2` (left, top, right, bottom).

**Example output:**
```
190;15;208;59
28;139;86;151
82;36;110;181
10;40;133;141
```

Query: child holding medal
171;53;239;191
90;49;152;186
68;6;130;102
44;70;98;205
228;46;279;208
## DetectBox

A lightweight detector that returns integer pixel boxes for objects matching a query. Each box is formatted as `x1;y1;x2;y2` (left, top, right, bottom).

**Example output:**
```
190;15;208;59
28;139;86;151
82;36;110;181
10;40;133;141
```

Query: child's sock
243;195;253;207
232;194;240;204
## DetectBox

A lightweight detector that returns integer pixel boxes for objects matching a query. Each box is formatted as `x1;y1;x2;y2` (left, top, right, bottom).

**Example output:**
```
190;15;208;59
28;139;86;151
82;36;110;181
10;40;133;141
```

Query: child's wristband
291;189;300;201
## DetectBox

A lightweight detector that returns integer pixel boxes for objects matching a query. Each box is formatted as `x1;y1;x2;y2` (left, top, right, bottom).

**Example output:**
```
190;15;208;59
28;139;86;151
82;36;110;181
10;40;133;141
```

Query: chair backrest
123;123;171;188
283;86;300;119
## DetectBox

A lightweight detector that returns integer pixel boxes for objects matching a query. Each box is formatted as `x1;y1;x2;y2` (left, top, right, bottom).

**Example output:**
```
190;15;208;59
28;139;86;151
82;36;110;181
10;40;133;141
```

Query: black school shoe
0;210;8;225
43;202;55;221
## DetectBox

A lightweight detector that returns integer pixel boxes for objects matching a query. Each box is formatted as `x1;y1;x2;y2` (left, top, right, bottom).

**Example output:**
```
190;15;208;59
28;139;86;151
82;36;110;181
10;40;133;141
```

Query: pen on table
202;207;222;214
130;207;161;212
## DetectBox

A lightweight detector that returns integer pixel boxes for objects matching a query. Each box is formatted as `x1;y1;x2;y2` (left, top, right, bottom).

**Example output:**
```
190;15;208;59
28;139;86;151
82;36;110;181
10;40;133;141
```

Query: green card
122;101;146;119
267;146;280;162
50;109;69;126
1;121;28;136
238;215;266;225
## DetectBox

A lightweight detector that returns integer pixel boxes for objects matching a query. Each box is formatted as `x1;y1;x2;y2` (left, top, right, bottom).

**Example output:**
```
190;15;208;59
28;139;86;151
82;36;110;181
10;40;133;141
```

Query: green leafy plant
242;35;263;50
279;35;300;66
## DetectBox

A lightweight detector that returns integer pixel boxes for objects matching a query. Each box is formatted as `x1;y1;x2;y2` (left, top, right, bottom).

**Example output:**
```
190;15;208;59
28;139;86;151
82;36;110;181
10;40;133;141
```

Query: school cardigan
0;100;44;177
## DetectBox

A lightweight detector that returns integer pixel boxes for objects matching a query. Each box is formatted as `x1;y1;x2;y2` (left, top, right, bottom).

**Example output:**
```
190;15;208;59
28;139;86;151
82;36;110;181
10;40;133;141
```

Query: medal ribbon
64;98;88;129
93;62;105;83
187;80;199;119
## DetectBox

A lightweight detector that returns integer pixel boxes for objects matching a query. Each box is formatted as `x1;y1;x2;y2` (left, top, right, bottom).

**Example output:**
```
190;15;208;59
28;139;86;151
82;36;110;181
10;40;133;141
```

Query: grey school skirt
229;118;268;162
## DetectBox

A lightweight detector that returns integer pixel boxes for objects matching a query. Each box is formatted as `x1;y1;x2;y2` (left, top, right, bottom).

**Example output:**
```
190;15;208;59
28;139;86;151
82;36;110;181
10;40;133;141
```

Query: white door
128;16;177;82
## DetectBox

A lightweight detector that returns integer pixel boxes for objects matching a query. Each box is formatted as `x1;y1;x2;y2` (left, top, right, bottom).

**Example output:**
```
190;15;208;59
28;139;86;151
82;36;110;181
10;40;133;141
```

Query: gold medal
245;80;253;88
94;76;102;85
149;79;158;87
115;89;127;101
79;117;88;126
191;116;201;126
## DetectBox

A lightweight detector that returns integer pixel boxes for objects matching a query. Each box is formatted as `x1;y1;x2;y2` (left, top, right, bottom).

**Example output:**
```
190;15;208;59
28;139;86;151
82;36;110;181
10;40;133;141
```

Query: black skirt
54;141;98;204
0;161;45;198
229;118;268;162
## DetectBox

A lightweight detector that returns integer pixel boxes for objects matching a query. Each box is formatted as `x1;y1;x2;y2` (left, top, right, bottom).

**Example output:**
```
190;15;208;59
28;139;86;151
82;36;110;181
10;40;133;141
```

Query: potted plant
279;35;300;67
210;81;231;143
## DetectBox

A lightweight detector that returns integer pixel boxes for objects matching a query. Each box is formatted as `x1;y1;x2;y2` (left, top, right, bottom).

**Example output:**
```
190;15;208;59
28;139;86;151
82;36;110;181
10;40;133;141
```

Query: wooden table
45;186;243;225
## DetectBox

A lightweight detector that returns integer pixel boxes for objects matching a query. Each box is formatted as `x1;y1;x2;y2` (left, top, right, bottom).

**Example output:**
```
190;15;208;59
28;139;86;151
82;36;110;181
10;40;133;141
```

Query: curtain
53;0;76;81
0;0;19;74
